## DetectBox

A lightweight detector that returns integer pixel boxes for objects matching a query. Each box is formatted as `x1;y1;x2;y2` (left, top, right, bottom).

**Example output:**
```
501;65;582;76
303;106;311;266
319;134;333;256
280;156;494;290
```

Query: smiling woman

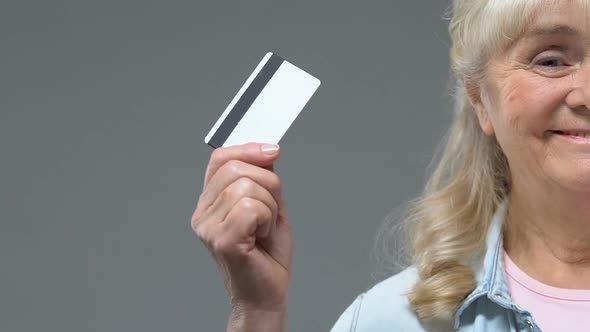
192;0;590;331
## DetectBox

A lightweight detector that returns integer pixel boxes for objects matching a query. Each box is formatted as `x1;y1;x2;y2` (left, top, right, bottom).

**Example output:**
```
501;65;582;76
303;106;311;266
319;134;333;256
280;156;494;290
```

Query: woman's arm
191;143;293;332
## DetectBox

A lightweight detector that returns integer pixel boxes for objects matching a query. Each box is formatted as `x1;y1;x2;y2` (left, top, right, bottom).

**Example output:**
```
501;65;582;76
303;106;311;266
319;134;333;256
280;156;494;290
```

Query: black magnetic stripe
208;54;285;148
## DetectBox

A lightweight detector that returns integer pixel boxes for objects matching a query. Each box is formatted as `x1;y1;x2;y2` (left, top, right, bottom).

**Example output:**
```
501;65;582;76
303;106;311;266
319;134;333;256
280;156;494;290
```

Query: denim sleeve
329;294;364;332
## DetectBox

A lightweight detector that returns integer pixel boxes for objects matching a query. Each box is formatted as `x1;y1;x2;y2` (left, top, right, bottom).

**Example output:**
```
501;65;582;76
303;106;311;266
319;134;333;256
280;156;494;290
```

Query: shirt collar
453;199;516;329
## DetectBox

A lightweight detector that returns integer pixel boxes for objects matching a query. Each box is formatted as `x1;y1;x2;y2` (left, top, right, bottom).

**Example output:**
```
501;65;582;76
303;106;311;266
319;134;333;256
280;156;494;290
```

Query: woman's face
476;1;590;193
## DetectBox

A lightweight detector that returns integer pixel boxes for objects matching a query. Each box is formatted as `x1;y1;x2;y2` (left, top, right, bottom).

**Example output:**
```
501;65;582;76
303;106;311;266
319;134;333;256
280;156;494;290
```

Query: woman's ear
464;78;495;136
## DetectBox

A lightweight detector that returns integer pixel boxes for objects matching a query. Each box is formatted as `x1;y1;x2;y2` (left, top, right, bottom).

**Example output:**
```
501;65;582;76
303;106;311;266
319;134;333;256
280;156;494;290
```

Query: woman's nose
565;62;590;112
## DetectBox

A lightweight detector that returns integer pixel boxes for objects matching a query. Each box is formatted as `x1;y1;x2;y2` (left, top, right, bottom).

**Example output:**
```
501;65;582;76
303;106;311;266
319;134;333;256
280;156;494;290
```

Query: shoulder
352;267;425;331
330;267;448;332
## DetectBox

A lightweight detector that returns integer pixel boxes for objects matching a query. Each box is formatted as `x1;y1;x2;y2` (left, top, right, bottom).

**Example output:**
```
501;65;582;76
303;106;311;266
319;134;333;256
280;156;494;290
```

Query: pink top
504;251;590;332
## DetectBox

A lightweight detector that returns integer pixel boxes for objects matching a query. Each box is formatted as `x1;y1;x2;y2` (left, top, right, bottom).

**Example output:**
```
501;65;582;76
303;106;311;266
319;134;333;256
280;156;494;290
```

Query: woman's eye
530;47;572;71
530;51;573;75
536;57;564;67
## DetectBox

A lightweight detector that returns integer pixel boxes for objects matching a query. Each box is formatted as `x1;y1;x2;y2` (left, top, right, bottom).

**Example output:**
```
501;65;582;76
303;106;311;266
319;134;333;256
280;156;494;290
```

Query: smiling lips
553;130;590;138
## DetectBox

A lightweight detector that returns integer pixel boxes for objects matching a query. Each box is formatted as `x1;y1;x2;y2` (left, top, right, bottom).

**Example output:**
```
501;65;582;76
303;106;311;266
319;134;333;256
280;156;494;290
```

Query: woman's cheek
502;74;560;134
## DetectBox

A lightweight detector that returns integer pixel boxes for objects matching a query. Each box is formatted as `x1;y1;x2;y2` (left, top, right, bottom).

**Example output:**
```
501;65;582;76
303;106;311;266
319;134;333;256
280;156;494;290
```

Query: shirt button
525;319;534;332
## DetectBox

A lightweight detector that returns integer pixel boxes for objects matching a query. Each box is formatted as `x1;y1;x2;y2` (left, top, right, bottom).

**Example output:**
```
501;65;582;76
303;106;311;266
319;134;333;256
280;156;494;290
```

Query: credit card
204;52;321;148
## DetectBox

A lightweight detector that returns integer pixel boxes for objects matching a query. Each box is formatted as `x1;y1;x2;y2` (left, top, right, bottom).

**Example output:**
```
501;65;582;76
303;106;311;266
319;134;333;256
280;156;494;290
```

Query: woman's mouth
553;130;590;138
552;130;590;143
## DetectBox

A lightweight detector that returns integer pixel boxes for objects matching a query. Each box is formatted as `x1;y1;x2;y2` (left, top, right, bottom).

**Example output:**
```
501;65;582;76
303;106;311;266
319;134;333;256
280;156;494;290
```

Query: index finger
203;142;281;188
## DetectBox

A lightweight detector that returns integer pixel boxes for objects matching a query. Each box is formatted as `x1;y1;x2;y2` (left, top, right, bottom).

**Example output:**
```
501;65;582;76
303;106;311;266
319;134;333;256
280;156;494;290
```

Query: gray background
1;1;453;331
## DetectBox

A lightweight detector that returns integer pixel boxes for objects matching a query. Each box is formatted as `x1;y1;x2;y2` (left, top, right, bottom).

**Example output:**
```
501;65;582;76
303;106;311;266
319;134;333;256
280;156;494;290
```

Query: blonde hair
378;0;554;322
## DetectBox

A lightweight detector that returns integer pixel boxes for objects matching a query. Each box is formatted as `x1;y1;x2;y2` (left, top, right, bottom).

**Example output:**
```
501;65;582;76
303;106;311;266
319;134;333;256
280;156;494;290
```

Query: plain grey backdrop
2;1;454;331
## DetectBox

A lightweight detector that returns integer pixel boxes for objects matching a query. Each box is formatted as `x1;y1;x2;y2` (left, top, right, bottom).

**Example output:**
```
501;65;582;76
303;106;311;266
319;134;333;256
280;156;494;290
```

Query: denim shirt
330;200;543;332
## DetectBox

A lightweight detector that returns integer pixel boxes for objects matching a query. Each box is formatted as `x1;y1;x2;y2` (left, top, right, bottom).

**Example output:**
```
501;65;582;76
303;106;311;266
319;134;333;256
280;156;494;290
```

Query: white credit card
204;52;321;148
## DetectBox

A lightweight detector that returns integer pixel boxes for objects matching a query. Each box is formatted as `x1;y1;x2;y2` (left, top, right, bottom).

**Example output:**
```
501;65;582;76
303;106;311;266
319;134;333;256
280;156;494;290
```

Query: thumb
204;142;281;186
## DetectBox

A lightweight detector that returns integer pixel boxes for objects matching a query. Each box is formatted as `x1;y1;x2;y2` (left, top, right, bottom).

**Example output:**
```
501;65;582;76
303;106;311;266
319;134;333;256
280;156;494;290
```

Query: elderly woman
191;0;590;331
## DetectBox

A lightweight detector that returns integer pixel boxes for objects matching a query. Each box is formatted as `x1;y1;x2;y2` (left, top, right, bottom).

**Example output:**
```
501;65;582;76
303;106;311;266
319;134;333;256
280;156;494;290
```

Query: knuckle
235;177;256;195
210;237;229;255
269;173;282;192
193;222;208;242
190;209;203;232
220;186;235;202
210;148;226;165
221;177;255;201
263;205;273;220
225;159;243;176
190;215;199;232
209;237;221;252
237;196;258;214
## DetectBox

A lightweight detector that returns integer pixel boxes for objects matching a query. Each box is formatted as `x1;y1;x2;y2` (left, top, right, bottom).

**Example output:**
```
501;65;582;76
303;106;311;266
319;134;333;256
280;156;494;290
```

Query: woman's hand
191;143;292;332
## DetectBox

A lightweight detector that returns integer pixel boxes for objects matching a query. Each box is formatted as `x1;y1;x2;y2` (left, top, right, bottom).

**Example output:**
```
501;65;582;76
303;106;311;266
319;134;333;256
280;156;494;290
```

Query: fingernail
261;144;280;155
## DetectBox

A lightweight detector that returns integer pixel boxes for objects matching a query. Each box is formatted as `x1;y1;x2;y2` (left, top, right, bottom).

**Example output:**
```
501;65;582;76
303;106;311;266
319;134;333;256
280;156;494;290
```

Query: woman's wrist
226;304;288;332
